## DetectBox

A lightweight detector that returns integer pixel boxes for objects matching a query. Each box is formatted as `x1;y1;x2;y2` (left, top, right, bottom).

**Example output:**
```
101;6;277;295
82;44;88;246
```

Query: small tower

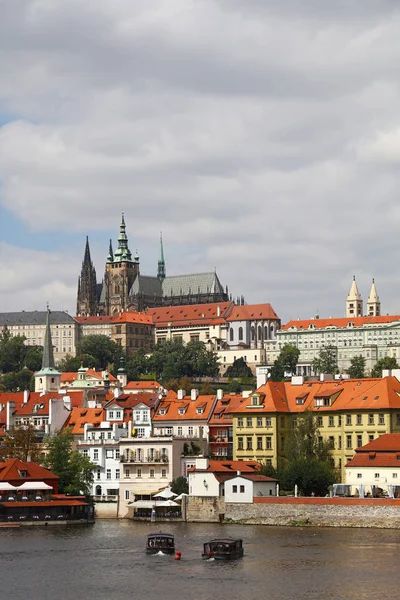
35;307;61;393
117;357;127;389
346;276;363;318
76;236;98;316
157;232;166;282
367;278;381;317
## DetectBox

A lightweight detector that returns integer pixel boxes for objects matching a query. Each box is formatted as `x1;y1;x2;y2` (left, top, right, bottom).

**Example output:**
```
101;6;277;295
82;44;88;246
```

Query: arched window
96;485;102;496
251;327;255;341
239;327;243;341
264;325;268;339
258;326;262;340
230;328;234;342
115;285;120;294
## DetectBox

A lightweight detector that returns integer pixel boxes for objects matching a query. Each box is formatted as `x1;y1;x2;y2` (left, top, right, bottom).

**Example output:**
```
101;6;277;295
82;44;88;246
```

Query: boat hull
146;547;175;555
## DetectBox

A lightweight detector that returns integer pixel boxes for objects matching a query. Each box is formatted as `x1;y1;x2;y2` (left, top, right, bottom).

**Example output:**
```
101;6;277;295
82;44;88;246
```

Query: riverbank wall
224;497;400;528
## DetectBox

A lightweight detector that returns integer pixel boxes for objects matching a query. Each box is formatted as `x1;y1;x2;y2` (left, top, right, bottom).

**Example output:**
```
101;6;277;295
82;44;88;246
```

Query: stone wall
186;496;226;522
94;500;119;519
225;497;400;528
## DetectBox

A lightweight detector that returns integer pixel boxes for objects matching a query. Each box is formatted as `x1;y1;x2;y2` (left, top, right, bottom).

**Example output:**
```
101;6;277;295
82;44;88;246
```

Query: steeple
34;307;61;393
113;212;132;262
157;232;166;282
367;278;381;317
107;239;114;263
76;236;98;316
346;275;363;318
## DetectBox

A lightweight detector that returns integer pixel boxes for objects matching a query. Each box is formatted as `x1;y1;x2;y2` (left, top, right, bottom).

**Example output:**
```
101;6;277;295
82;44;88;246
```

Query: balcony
209;437;229;444
120;455;169;464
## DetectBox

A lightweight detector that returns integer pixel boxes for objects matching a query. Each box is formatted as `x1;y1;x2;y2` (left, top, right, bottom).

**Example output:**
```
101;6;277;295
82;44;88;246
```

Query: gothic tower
367;278;381;317
103;213;139;315
157;232;166;282
35;307;61;393
346;275;363;318
76;237;98;316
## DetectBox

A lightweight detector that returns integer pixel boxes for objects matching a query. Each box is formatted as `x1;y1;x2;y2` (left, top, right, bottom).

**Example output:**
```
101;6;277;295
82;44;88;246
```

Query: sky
1;0;400;323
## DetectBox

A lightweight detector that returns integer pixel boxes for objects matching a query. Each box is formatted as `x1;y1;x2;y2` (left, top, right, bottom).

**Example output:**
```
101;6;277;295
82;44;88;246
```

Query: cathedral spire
84;235;91;264
76;236;98;316
114;212;132;262
157;232;166;281
367;278;381;317
107;239;114;263
346;275;363;318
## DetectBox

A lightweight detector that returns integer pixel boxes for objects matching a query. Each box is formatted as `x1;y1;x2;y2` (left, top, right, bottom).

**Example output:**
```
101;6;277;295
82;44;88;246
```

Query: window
238;327;243;341
338;436;342;449
97;468;101;480
232;485;238;493
393;473;398;479
125;490;130;500
238;417;244;428
280;416;285;427
338;415;342;426
257;417;263;427
252;396;258;406
266;417;271;427
162;469;167;478
240;485;245;493
166;427;173;436
281;436;285;451
150;469;155;478
137;469;142;478
109;411;114;419
238;437;244;450
329;416;334;427
357;414;362;426
374;473;380;479
106;469;111;480
357;435;363;448
125;468;130;477
266;436;272;450
107;432;112;439
346;415;352;426
177;426;183;436
115;448;120;459
94;449;99;460
357;473;362;479
230;328;234;342
116;411;121;419
368;414;374;425
346;435;352;449
116;469;120;479
83;449;88;457
188;426;194;436
247;417;253;427
317;416;323;427
369;434;374;442
328;436;334;449
257;437;263;450
106;449;114;458
246;437;253;450
379;414;385;425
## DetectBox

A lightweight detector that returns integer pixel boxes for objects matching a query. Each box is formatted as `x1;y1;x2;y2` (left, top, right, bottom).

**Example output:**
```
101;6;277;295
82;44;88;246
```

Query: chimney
191;389;199;401
216;389;223;400
217;305;221;317
114;387;120;399
291;376;304;386
237;470;241;476
23;389;29;404
177;389;186;400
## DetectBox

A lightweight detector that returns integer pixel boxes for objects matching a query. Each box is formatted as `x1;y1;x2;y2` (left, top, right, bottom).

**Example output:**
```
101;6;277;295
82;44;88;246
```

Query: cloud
1;1;400;321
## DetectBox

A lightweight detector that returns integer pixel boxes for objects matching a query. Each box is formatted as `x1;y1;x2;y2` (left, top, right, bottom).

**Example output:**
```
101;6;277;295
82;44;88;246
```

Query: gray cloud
1;1;400;321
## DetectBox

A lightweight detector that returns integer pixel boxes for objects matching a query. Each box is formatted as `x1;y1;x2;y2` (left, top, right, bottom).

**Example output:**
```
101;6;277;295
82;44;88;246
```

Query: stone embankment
224;497;400;528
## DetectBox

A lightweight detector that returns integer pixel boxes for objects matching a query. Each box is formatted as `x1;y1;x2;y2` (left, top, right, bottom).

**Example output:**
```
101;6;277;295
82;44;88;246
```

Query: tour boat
146;532;175;554
202;538;244;560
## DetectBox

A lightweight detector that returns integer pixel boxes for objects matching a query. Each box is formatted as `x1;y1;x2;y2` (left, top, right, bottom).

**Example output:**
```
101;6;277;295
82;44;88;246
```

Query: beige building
0;310;79;364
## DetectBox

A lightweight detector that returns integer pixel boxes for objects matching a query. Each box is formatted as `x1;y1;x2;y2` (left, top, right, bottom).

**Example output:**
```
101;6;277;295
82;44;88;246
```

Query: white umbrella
0;482;18;491
17;482;53;490
156;500;180;507
174;493;188;501
152;487;177;499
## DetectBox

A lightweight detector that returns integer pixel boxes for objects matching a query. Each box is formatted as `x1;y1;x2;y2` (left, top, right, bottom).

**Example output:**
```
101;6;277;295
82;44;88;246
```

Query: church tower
157;232;166;282
76;236;98;316
35;308;61;393
103;213;139;315
367;278;381;317
346;276;363;318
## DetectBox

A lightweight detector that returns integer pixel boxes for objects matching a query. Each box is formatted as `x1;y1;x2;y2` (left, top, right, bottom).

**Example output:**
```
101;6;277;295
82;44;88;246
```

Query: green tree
45;430;95;495
58;353;99;372
148;339;219;381
0;331;27;373
24;346;43;372
312;346;338;375
1;369;34;392
76;335;122;371
0;424;43;462
270;344;300;381
170;476;189;495
286;411;331;463
280;457;336;497
224;357;253;378
346;355;366;379
371;356;399;378
126;348;148;380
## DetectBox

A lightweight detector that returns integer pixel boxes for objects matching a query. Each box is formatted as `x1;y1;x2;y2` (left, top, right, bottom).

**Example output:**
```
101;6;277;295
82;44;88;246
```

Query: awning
128;500;155;509
0;483;18;491
156;500;180;507
134;489;162;497
17;482;53;490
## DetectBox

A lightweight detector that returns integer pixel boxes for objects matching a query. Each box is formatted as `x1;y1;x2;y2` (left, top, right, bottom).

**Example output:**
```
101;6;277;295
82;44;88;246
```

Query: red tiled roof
208;394;244;425
346;434;400;468
64;407;105;435
76;312;153;325
153;395;215;421
75;315;114;324
60;370;117;383
190;460;261;474
282;315;400;330
0;459;59;482
125;381;161;390
147;302;232;327
14;391;85;416
0;500;87;507
226;304;279;322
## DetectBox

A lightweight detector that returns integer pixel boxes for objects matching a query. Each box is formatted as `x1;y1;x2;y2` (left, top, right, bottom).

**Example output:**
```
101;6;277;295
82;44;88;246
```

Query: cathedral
76;214;230;316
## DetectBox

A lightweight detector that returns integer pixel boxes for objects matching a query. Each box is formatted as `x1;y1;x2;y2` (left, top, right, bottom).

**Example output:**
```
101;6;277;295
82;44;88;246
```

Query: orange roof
105;393;157;410
231;377;400;415
125;381;161;390
147;302;232;327
64;407;105;435
0;500;88;507
15;391;84;416
60;370;117;382
346;435;400;469
282;315;400;330
76;312;152;325
75;315;114;324
0;459;59;482
351;433;400;453
208;394;244;425
190;459;261;473
153;394;216;421
0;393;25;435
226;303;279;322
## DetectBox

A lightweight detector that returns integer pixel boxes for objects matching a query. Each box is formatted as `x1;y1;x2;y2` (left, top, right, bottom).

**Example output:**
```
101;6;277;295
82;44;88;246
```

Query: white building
346;433;400;491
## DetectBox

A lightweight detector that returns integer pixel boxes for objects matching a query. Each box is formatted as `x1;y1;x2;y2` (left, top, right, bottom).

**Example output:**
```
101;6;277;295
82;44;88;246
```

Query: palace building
76;214;229;316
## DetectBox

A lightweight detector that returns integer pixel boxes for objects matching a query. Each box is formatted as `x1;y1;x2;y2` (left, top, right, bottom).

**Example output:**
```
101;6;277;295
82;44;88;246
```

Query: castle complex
76;214;229;316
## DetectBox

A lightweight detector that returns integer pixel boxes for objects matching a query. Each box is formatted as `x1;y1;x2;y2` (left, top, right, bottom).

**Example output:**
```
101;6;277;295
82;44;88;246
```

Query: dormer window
159;409;167;415
196;407;204;415
252;396;259;406
178;408;186;415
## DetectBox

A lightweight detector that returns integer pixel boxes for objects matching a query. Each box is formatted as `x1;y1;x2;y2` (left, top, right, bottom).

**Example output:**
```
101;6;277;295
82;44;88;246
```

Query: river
1;521;399;600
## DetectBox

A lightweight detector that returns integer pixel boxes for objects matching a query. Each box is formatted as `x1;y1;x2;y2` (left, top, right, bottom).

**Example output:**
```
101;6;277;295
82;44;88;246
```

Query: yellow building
231;377;400;479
